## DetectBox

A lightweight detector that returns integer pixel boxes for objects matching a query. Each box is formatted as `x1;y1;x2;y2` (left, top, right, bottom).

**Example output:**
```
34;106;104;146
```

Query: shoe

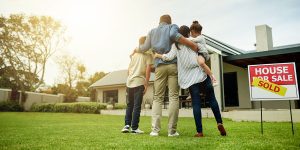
131;128;144;134
194;132;204;137
121;125;130;133
218;124;227;136
168;132;179;137
149;131;159;136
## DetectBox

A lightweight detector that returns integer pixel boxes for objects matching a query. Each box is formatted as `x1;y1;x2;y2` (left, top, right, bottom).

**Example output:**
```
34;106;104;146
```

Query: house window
103;90;118;104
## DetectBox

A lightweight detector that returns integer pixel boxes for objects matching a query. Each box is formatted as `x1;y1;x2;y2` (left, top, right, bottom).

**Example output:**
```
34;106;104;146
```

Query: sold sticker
252;77;287;96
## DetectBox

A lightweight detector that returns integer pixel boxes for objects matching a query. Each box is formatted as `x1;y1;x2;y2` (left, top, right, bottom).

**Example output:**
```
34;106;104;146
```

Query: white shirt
127;53;153;88
162;36;208;89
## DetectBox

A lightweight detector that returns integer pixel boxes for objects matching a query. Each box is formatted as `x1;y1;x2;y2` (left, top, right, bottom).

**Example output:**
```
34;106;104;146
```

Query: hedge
114;103;127;109
0;101;24;112
30;102;107;114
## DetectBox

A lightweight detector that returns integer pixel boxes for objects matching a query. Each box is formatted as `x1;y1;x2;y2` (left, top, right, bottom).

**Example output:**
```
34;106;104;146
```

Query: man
136;14;199;137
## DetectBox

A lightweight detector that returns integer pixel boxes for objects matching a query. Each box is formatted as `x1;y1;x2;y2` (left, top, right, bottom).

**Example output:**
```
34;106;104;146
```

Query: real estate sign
248;62;299;101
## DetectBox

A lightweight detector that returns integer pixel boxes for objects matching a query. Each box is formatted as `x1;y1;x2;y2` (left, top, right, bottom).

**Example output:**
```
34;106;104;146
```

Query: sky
0;0;300;85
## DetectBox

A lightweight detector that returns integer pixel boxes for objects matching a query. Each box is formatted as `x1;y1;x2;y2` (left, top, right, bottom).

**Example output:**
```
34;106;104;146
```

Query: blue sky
1;0;300;85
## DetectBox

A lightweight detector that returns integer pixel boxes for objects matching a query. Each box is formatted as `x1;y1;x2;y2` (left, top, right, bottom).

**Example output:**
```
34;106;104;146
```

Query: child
190;21;217;84
121;36;153;134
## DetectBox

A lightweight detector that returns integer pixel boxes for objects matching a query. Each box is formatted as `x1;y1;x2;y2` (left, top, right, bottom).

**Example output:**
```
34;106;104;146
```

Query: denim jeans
125;85;145;130
188;77;223;133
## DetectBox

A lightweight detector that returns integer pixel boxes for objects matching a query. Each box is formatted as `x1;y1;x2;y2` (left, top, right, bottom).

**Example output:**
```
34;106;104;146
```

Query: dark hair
139;36;146;45
190;20;202;34
159;14;172;24
175;25;190;50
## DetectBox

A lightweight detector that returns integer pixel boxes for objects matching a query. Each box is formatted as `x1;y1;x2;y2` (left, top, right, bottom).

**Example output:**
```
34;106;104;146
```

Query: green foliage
88;71;107;84
89;89;97;102
114;103;127;109
76;81;90;97
30;102;106;114
0;101;23;112
30;103;55;112
63;88;78;102
0;14;66;92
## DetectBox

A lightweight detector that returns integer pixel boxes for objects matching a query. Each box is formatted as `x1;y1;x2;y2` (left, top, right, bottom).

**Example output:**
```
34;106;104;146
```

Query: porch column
210;53;224;111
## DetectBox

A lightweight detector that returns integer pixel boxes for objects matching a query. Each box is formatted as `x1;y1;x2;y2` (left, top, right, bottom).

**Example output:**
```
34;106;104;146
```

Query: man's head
159;14;172;24
139;36;146;45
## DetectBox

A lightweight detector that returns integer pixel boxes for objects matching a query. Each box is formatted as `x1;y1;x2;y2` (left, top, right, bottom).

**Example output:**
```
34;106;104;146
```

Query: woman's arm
154;46;177;61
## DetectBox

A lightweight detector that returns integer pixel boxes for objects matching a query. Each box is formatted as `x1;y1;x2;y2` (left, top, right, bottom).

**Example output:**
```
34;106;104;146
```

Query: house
89;70;155;106
90;25;300;110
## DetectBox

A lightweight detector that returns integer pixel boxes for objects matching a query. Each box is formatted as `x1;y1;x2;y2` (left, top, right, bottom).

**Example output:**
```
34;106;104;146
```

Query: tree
87;71;107;100
77;64;86;81
0;14;66;102
56;54;81;89
88;71;106;85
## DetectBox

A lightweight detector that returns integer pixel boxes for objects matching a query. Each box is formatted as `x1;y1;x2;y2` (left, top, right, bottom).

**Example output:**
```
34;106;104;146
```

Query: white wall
76;96;91;102
0;88;11;102
24;92;64;110
210;53;223;110
95;84;154;105
223;63;252;109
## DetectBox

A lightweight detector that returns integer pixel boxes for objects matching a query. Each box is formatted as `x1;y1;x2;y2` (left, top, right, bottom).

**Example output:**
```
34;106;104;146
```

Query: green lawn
0;112;299;150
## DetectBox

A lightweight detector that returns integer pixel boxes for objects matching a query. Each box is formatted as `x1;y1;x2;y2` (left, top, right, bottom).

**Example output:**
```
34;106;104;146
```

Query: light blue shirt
138;22;182;67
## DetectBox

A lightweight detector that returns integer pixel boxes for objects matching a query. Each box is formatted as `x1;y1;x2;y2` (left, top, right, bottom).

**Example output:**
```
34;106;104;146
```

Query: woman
154;22;226;137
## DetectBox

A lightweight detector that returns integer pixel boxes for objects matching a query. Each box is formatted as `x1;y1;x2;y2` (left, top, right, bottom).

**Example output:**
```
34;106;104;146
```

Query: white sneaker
131;128;144;134
149;131;159;136
168;132;179;137
121;125;130;133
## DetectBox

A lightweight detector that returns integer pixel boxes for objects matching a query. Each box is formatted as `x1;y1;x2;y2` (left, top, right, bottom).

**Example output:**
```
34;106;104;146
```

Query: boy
121;36;153;134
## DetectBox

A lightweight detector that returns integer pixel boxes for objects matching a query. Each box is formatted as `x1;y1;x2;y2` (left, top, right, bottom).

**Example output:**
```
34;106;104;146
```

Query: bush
114;103;127;109
0;101;23;112
30;102;106;114
63;89;78;102
30;103;55;112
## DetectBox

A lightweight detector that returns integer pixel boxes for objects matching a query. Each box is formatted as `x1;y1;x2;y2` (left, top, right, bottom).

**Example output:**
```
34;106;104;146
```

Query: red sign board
248;63;299;101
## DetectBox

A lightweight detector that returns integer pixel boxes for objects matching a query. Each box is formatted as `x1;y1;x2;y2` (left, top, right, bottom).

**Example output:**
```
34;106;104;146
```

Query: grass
0;112;299;150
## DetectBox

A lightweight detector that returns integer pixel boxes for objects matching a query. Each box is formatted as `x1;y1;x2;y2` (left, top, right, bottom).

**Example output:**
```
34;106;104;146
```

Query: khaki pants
151;64;179;134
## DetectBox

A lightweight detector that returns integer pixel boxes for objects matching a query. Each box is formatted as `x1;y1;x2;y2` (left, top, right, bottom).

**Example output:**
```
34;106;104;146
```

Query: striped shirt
162;36;208;89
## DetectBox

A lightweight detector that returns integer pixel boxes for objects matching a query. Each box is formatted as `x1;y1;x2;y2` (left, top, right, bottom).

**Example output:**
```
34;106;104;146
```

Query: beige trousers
151;64;179;134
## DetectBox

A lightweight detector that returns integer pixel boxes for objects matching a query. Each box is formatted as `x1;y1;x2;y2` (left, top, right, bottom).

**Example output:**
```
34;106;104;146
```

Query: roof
223;43;300;68
204;34;246;56
90;70;155;88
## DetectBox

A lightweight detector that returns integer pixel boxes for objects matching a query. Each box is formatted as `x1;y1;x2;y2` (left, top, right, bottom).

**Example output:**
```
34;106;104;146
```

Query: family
122;14;227;137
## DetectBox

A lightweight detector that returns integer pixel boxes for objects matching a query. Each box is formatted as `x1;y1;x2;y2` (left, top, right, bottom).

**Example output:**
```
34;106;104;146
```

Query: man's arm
178;37;198;52
143;64;151;95
169;24;198;52
137;32;151;52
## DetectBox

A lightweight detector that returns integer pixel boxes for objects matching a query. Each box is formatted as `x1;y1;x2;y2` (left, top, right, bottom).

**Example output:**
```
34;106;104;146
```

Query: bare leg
197;55;216;83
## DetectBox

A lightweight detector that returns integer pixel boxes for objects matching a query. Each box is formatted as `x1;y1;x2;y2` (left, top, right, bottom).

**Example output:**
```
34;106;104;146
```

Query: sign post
289;100;294;135
248;62;299;135
260;101;263;135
